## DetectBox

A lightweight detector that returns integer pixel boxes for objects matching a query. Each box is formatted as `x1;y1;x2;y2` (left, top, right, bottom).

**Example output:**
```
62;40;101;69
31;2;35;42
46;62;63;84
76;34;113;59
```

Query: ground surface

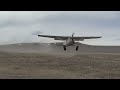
0;43;120;79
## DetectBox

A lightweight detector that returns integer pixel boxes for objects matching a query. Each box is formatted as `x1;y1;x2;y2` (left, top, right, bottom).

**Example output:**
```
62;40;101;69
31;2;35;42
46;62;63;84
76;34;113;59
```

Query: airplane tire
63;45;66;51
76;46;79;51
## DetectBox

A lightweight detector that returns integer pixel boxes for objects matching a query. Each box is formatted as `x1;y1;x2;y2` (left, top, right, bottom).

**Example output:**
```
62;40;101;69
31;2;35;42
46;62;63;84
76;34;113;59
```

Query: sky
0;11;120;46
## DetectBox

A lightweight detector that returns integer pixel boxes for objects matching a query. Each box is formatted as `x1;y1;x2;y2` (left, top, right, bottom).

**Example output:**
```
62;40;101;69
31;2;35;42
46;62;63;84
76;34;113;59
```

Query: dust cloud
0;43;79;57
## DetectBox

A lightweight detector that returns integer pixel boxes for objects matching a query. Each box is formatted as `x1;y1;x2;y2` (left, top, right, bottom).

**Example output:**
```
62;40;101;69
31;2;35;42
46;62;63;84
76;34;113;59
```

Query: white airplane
38;33;102;51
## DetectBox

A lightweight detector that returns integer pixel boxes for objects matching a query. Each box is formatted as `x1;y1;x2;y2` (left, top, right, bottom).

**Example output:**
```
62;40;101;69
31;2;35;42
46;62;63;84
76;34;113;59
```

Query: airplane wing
38;35;70;40
38;35;102;41
73;36;102;41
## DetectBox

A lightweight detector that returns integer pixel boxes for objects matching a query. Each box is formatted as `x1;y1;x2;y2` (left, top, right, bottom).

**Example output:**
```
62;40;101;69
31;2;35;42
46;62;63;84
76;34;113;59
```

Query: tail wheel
76;46;79;51
63;45;66;51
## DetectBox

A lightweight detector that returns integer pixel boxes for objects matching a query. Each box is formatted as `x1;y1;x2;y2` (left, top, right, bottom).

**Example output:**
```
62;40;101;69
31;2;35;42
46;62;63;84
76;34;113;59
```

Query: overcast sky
0;11;120;46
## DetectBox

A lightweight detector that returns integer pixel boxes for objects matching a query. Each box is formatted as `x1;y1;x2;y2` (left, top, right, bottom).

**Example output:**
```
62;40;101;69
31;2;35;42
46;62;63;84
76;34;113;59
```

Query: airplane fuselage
63;38;79;51
63;38;75;47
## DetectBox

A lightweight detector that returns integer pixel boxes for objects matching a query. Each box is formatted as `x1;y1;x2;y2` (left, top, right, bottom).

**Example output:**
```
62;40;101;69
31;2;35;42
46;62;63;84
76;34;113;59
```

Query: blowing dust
0;43;79;58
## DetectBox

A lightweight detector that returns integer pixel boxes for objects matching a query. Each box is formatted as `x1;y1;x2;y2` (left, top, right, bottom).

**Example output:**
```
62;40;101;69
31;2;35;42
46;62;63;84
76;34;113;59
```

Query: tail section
72;33;75;44
72;33;74;39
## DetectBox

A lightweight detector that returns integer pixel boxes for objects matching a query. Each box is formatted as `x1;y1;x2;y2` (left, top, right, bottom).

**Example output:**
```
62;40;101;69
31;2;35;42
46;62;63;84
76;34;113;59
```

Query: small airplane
38;33;102;51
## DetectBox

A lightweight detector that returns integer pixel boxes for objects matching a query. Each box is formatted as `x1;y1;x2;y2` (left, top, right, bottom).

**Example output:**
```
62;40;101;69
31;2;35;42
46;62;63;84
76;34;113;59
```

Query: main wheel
63;45;66;51
76;46;79;51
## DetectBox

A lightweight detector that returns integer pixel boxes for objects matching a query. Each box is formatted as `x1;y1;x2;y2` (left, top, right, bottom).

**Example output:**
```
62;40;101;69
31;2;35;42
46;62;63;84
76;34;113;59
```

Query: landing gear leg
76;46;79;51
63;45;66;51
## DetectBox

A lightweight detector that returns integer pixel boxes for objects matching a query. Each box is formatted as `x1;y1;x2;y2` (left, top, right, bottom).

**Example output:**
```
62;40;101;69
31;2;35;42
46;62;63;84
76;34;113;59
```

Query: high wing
73;36;102;41
38;35;102;41
38;35;71;40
